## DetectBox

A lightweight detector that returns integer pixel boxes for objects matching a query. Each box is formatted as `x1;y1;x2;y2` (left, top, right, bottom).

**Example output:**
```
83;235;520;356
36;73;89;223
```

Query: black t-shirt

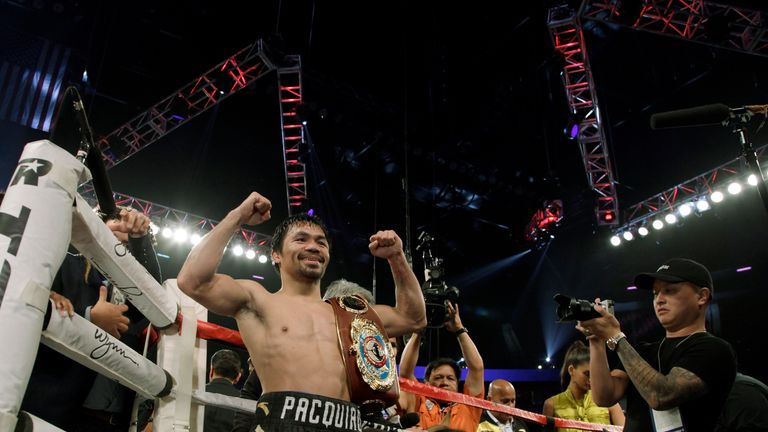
616;332;736;432
716;373;768;432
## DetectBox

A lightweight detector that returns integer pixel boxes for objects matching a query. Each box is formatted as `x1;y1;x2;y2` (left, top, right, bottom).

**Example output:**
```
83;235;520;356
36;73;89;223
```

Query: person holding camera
399;302;485;432
577;258;736;432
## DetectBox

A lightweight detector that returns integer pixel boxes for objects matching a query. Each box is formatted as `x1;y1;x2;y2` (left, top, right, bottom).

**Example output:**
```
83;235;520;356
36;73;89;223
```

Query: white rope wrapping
41;299;172;399
15;411;67;432
191;390;257;414
70;195;178;328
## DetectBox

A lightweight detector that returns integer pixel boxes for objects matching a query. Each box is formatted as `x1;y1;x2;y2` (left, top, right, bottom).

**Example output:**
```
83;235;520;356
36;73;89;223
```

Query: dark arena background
2;0;767;428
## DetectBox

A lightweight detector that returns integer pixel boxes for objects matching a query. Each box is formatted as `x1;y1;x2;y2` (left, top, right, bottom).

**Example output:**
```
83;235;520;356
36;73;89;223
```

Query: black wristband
453;327;468;337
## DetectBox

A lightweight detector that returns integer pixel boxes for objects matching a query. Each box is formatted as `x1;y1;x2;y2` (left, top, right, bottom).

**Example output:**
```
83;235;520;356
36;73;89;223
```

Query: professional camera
417;232;459;328
554;294;614;322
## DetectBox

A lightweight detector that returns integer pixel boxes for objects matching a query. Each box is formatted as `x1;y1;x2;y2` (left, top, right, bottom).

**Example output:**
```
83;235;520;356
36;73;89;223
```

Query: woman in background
543;340;624;431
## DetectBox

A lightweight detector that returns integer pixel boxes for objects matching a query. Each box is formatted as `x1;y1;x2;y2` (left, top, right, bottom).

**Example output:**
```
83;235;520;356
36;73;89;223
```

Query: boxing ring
0;140;620;431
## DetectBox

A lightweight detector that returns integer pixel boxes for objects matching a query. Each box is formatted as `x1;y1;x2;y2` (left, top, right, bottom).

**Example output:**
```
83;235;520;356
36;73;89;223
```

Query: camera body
554;293;614;322
417;232;459;328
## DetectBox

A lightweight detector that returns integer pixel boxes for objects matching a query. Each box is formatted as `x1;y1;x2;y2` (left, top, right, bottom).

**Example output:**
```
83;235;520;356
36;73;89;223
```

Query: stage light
622;231;634;241
233;245;244;256
748;174;759;186
678;203;693;217
190;233;201;245
161;227;173;238
664;214;678;225
652;220;664;230
696;198;710;212
245;249;256;259
150;222;159;235
173;228;188;243
565;116;579;140
711;191;724;203
610;235;621;246
537;365;543;370
545;356;551;363
638;226;649;236
258;254;269;264
602;210;616;223
727;182;742;195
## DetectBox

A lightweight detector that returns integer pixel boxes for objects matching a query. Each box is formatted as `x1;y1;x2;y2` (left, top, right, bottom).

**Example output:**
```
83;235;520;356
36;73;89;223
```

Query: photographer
577;258;736;432
399;302;485;432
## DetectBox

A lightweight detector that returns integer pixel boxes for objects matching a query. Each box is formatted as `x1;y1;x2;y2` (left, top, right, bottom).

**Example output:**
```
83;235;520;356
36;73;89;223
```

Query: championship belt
327;295;399;417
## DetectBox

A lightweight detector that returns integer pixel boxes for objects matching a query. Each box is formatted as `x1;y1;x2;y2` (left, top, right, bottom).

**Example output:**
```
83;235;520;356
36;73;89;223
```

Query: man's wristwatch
606;332;626;351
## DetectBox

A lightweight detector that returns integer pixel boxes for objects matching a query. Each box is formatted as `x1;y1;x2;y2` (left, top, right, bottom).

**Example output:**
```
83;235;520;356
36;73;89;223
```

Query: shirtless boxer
177;192;426;431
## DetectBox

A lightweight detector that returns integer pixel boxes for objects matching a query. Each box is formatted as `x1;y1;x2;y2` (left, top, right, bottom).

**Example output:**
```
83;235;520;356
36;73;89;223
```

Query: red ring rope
399;378;622;431
164;315;621;431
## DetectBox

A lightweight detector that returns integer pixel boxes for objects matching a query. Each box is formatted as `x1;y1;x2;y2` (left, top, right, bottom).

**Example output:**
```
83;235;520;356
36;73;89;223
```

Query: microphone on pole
650;103;768;130
50;86;117;219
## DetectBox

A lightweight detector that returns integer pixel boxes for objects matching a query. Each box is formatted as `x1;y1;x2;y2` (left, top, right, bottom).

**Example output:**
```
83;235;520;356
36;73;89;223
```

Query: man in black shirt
579;258;736;431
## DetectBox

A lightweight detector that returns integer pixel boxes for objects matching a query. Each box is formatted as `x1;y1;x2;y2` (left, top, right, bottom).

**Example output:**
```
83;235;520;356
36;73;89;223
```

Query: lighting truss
548;5;620;226
581;0;768;58
614;144;768;235
97;40;277;169
276;56;309;215
79;185;273;247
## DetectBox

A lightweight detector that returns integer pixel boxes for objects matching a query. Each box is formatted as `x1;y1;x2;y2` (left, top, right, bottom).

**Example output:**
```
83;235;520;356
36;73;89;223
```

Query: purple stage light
736;266;752;273
569;123;579;139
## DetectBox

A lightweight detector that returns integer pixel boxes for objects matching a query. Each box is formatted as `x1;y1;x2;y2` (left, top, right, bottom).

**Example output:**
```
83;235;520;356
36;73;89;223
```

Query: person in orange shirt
400;303;485;432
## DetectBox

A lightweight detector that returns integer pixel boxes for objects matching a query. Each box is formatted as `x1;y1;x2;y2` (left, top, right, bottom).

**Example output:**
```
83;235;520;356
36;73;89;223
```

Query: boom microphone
50;86;117;218
650;103;730;129
650;103;768;130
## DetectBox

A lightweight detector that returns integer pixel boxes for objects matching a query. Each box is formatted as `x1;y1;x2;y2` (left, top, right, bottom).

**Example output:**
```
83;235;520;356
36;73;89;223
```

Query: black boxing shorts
251;391;362;432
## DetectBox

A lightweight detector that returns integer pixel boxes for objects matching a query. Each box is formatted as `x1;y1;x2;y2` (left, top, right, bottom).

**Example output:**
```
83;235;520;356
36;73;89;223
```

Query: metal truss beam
79;185;272;248
581;0;768;57
614;144;767;234
276;57;309;215
548;5;620;226
97;40;277;169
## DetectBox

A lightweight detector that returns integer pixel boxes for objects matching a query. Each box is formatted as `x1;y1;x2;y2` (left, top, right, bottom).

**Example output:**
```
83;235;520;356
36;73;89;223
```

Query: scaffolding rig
580;0;768;57
548;5;620;227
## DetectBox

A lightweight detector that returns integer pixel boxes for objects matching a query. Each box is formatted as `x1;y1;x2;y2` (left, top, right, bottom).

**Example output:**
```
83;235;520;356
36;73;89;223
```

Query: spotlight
696;198;710;212
622;231;634;241
601;210;616;223
245;249;256;259
173;228;188;243
711;191;724;203
652;220;664;230
638;226;649;236
678;203;693;217
545;356;551;363
258;254;268;264
748;174;759;186
233;245;244;256
537;365;543;370
664;214;678;225
727;182;742;195
190;233;202;245
161;227;173;238
610;235;621;246
150;222;160;235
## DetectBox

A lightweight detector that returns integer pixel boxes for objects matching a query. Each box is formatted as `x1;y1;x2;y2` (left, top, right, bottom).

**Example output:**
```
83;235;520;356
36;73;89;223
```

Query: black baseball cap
634;258;714;294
